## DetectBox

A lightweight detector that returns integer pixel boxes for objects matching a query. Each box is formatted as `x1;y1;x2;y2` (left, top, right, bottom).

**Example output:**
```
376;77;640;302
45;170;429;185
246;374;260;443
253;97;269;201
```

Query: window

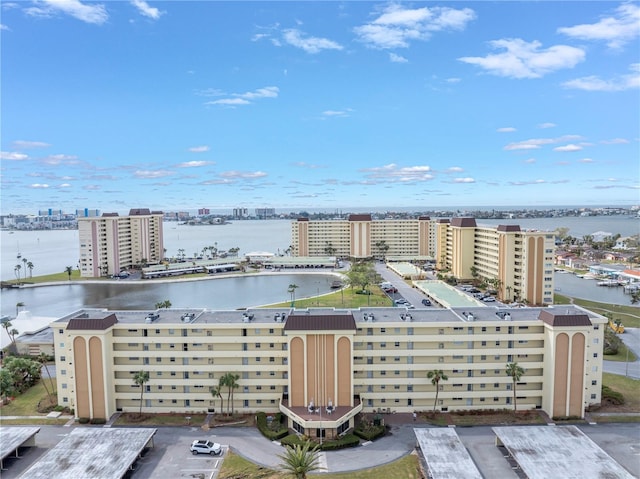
481;341;487;346
592;380;597;386
591;394;597;399
593;338;599;344
395;341;400;347
593;325;599;330
495;341;501;346
60;369;66;375
593;353;598;358
381;342;386;348
480;355;486;360
62;383;67;389
481;327;487;332
60;356;66;362
495;327;501;332
58;329;64;334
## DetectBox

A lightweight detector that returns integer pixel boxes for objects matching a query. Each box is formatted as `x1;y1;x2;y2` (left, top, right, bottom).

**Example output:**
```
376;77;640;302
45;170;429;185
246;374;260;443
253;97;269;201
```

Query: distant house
1;311;56;356
614;236;635;250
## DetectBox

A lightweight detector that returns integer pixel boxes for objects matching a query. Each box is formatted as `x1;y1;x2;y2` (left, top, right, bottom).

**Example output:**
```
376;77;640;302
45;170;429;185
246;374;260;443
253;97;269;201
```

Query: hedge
256;412;289;440
602;385;625;405
281;433;360;451
354;424;385;441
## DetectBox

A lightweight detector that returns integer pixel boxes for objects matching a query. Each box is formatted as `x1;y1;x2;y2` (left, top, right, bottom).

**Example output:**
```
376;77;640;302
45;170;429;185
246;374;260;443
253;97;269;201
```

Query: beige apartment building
292;215;555;305
435;218;555;305
53;304;604;438
291;215;437;259
78;208;164;277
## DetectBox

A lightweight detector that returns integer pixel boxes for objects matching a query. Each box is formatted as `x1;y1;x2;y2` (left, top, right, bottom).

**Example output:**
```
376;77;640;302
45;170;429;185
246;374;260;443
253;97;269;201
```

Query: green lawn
0;378;58;416
554;293;640;328
266;286;393;309
218;451;420;479
604;342;638;362
4;269;85;284
114;412;208;426
602;373;640;410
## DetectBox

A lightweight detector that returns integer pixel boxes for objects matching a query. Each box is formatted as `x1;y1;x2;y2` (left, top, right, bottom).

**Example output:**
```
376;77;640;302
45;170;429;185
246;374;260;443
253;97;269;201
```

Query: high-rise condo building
78;208;164;277
291;215;554;305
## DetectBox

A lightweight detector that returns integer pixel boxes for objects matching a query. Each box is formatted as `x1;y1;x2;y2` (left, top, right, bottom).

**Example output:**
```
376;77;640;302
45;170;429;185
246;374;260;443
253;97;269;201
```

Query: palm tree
210;384;222;415
220;372;240;416
64;265;73;280
26;261;34;278
278;441;322;479
1;320;18;346
14;264;21;283
133;370;150;416
288;284;299;307
22;258;28;279
427;369;448;412
506;362;525;412
155;300;172;309
16;302;25;316
37;352;55;403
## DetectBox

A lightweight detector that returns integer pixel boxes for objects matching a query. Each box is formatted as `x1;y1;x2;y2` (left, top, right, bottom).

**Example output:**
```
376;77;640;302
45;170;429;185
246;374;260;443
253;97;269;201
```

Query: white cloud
188;145;210;153
389;52;408;63
219;170;268;179
524;158;536;164
537;122;556;129
504;135;582;151
453;177;475;183
12;140;51;149
445;166;464;173
562;63;640;91
558;3;640;49
360;163;434;182
579;158;594;163
30;183;50;189
134;169;174;179
41;154;79;165
58;183;72;188
459;39;585;79
601;138;630;144
0;24;9;30
354;4;475;49
205;86;279;107
1;151;29;160
446;77;461;83
176;161;211;168
553;144;583;152
322;109;353;118
130;0;163;20
27;0;109;25
282;29;343;54
206;98;250;106
497;127;516;133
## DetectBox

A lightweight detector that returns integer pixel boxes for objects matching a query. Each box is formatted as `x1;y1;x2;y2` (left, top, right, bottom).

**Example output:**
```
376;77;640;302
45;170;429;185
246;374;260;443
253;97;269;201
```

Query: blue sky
1;1;639;215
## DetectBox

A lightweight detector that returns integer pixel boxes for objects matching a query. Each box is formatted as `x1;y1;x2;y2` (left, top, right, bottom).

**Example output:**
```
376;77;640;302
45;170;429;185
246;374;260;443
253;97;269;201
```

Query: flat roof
52;304;606;327
414;280;487;309
493;425;635;479
414;428;482;479
19;427;156;479
0;427;40;461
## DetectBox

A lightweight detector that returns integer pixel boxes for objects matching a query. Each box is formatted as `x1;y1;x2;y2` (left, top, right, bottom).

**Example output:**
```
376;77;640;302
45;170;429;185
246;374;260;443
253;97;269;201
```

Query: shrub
256;412;288;440
354;423;385;441
78;417;90;424
90;418;106;425
280;433;360;451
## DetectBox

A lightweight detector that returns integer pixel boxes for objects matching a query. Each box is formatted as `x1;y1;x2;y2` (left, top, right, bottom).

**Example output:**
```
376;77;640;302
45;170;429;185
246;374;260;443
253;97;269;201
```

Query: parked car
394;299;408;305
483;296;496;302
421;299;432;306
190;440;222;456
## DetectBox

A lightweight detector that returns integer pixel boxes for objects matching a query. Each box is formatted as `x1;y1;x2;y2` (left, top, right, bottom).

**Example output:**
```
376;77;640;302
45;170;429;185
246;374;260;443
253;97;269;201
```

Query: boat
330;280;343;289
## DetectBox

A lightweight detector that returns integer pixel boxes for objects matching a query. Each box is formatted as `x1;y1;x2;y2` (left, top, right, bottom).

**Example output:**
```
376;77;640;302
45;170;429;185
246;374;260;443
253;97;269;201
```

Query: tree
506;362;525;412
38;352;56;404
631;290;640;305
469;265;480;285
64;265;73;280
3;356;41;393
133;370;150;416
220;372;239;416
346;261;377;293
323;241;336;256
278;441;322;479
155;300;172;309
210;384;222;415
14;264;21;283
374;240;389;260
26;261;34;278
0;369;15;403
288;284;299;307
427;369;448;412
16;302;25;316
1;320;18;346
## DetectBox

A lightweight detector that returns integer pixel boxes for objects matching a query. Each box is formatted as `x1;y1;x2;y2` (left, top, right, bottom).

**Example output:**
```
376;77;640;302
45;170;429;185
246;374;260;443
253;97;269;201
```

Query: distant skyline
1;1;639;214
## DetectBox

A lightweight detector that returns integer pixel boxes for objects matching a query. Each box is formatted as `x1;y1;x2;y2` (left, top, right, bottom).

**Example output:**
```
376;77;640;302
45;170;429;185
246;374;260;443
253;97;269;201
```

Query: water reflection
1;273;338;318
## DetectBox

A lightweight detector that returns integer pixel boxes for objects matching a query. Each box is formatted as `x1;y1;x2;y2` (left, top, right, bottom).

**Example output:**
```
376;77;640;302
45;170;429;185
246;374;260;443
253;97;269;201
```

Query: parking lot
2;422;639;479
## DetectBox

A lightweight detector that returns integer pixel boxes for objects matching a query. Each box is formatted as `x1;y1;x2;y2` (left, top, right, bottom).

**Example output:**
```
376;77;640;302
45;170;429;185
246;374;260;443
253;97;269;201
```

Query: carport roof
18;427;156;479
0;427;40;461
493;425;635;479
414;428;482;479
